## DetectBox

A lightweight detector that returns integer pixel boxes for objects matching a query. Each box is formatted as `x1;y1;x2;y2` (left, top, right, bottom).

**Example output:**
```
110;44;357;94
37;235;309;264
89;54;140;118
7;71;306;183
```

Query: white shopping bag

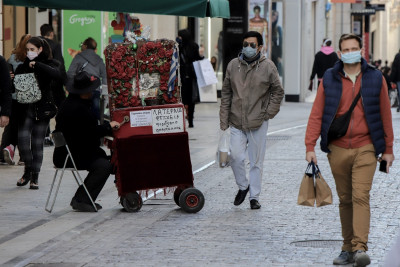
217;129;230;168
193;59;218;88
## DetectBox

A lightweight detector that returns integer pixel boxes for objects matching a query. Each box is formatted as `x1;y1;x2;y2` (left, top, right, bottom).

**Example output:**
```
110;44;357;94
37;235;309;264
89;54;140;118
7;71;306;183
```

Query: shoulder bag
327;90;361;143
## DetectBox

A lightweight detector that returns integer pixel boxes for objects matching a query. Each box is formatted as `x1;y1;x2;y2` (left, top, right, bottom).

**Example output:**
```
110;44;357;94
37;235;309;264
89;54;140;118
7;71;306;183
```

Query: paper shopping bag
297;163;316;207
315;167;333;207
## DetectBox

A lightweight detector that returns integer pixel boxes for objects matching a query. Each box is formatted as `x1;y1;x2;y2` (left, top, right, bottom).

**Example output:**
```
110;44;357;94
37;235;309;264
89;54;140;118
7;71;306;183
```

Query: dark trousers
18;107;50;173
187;103;195;127
0;100;22;160
74;157;112;203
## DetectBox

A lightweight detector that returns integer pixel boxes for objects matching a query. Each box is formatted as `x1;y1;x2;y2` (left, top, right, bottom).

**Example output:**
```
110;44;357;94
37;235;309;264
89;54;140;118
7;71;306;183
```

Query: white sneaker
354;250;371;267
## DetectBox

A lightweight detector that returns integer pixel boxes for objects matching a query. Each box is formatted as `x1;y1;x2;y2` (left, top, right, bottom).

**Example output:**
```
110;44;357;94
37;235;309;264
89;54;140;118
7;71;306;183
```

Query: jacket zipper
349;82;355;148
349;78;362;148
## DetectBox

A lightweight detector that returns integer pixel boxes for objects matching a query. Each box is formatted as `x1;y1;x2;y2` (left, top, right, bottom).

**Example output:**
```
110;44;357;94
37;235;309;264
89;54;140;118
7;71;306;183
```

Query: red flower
124;82;133;89
158;49;166;58
126;56;135;64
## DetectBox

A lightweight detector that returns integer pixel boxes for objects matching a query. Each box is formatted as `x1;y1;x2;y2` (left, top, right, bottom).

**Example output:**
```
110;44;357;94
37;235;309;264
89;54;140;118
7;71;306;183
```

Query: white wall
28;8;48;36
137;14;177;40
283;0;302;100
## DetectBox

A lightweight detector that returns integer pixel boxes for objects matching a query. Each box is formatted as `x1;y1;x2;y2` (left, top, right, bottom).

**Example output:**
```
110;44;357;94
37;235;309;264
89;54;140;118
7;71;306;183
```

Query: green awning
3;0;230;18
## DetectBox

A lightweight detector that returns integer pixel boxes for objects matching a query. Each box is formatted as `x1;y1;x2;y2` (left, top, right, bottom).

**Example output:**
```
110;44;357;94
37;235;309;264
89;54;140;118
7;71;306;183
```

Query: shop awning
3;0;230;18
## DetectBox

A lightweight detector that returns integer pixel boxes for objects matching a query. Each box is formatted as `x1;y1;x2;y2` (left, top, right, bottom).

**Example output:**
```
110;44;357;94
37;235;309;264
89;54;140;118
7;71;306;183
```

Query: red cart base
111;132;204;213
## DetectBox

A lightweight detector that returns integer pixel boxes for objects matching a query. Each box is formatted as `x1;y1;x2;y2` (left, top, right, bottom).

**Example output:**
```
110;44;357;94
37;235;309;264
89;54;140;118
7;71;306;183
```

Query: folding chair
45;132;97;213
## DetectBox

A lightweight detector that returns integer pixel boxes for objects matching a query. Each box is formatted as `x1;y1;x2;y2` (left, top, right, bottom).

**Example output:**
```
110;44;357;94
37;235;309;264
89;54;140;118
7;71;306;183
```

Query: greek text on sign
152;107;184;134
130;110;152;127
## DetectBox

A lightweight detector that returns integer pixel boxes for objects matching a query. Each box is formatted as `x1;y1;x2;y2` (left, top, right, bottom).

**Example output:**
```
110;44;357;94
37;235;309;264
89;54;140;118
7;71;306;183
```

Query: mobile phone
379;160;388;173
8;64;13;73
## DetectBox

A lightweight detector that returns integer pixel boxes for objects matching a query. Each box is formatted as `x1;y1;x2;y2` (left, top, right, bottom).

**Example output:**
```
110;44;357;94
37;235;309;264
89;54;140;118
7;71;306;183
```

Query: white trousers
230;120;269;201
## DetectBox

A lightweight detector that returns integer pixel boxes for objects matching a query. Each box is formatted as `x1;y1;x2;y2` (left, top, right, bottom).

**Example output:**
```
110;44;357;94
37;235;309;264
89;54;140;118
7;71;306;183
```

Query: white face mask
27;51;38;60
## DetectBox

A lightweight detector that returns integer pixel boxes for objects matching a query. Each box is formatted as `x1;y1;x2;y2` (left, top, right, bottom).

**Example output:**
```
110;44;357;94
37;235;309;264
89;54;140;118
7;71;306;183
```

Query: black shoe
250;199;261;209
234;186;249;206
29;172;39;190
70;198;98;212
17;169;32;186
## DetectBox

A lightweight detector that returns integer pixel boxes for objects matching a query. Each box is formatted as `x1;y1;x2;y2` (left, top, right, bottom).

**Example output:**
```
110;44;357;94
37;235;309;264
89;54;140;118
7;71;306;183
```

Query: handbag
297;162;316;207
35;101;58;121
327;90;361;143
314;164;333;207
14;73;42;104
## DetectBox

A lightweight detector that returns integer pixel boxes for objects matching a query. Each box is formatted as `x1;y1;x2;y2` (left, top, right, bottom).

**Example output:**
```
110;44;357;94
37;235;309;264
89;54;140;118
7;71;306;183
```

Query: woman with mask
177;29;203;128
15;36;65;189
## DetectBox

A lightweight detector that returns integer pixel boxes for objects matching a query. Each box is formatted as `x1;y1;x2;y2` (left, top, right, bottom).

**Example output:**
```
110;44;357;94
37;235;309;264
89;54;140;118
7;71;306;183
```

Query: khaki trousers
327;144;377;252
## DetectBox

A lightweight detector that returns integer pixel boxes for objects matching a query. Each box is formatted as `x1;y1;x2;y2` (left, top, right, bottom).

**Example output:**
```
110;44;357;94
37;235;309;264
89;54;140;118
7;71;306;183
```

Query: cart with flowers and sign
104;25;204;213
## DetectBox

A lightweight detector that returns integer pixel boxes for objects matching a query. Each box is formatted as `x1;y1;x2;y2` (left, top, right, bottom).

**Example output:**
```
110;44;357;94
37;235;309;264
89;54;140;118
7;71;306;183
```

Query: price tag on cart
130;110;152;127
152;107;184;134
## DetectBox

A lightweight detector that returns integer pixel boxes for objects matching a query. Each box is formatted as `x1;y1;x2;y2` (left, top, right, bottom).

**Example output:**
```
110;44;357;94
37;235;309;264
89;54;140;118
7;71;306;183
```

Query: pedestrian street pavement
0;101;399;266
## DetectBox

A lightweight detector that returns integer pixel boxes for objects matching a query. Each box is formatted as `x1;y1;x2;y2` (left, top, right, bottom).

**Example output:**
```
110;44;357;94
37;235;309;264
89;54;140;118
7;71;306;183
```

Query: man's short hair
82;37;97;50
339;33;362;51
243;31;263;46
40;24;54;37
254;5;261;12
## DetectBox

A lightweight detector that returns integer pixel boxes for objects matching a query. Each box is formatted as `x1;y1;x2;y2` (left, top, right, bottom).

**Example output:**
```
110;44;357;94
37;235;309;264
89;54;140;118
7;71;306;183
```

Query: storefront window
247;0;284;79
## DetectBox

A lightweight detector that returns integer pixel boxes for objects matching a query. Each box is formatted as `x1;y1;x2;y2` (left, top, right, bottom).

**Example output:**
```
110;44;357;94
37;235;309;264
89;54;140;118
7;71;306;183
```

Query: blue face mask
341;50;361;64
242;46;257;58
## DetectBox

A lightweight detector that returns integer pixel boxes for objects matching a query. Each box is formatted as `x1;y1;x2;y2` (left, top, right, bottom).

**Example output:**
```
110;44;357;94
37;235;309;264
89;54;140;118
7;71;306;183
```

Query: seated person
53;71;119;212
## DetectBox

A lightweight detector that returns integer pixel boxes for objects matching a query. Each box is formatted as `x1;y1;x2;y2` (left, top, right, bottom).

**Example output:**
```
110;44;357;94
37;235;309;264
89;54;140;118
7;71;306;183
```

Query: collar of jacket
332;58;374;80
238;52;265;66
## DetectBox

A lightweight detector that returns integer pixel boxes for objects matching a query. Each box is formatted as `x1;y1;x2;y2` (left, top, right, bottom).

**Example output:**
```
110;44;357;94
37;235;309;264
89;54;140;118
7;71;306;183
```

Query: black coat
390;53;400;83
53;94;112;169
43;37;65;66
310;51;339;80
0;55;12;117
15;54;65;120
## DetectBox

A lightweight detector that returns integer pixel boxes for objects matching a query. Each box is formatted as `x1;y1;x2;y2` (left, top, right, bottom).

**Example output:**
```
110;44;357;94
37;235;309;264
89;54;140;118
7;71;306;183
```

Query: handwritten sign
130;110;152;127
152;107;184;134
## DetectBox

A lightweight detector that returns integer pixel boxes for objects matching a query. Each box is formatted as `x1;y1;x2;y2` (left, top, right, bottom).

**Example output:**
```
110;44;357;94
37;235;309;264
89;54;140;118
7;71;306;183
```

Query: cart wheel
179;188;205;213
121;192;143;212
173;187;184;207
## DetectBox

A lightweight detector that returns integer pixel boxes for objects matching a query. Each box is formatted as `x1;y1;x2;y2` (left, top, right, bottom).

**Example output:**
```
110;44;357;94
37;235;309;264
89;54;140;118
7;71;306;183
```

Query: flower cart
104;37;205;213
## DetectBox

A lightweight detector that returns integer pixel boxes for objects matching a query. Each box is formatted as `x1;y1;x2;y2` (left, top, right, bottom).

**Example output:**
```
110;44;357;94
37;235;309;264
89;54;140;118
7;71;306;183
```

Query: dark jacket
178;29;203;105
0;56;12;117
320;59;386;155
43;37;65;66
53;94;112;169
15;53;65;120
310;51;339;80
390;52;400;83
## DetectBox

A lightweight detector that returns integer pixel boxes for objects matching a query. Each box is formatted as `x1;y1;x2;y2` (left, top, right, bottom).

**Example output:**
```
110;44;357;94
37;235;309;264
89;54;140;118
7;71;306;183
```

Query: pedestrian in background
0;55;12;129
40;24;64;65
390;49;400;110
309;38;339;90
305;33;394;266
40;24;66;146
0;34;31;165
220;31;284;209
67;37;107;122
177;29;203;128
53;72;119;212
15;37;64;190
